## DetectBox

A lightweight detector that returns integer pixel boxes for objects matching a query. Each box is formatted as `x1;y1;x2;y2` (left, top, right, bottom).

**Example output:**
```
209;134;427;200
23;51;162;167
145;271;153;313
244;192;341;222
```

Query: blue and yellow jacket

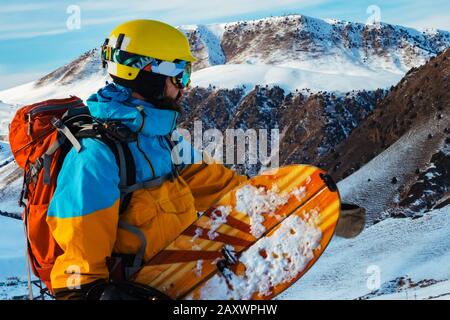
47;83;247;293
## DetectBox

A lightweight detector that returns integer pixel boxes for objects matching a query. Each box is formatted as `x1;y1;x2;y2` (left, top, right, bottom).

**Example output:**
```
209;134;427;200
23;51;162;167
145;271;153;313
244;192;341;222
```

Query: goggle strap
115;33;125;49
102;45;191;87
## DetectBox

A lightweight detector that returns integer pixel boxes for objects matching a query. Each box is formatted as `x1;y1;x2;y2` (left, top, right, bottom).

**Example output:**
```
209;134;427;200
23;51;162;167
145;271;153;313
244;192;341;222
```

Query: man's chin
153;93;182;113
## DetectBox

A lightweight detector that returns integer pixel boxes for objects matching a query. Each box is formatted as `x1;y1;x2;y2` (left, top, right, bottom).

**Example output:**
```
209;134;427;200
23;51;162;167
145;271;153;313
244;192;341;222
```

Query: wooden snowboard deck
133;165;340;299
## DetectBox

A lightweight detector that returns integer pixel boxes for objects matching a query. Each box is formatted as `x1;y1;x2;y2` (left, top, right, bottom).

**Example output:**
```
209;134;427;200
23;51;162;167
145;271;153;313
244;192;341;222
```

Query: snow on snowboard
132;165;340;300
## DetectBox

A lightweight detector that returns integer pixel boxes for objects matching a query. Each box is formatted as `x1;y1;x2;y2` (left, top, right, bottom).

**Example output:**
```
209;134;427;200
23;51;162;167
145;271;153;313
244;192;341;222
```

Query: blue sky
0;0;449;90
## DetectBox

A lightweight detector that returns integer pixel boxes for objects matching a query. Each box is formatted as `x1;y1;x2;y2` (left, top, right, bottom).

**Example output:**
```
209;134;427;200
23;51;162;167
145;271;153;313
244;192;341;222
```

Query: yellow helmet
102;19;196;81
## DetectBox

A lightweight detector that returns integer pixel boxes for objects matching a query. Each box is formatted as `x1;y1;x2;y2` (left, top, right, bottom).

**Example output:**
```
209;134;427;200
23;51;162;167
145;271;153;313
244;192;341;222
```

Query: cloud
79;0;322;13
75;0;330;30
81;13;144;27
375;0;450;31
0;3;52;14
2;0;448;42
0;0;327;41
0;69;45;91
0;21;59;32
408;14;450;31
0;28;69;41
79;0;326;24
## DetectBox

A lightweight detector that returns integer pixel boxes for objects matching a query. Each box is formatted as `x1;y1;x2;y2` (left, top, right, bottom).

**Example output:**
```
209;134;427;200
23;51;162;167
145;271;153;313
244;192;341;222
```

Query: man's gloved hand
335;203;366;239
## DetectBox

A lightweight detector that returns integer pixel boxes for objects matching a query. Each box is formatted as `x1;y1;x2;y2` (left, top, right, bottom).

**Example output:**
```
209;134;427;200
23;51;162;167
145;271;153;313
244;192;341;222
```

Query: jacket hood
86;82;179;136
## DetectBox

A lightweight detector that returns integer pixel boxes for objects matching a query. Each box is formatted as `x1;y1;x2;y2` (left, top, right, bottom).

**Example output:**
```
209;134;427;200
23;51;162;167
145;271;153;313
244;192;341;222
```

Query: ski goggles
101;45;192;89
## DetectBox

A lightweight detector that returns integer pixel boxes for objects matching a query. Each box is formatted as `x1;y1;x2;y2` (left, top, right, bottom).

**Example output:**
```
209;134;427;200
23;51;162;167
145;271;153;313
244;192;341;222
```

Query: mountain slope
0;101;16;140
323;48;450;181
279;205;450;300
180;86;387;176
0;160;22;215
336;111;448;224
320;48;450;223
280;130;450;299
190;63;402;92
0;215;25;280
0;50;109;105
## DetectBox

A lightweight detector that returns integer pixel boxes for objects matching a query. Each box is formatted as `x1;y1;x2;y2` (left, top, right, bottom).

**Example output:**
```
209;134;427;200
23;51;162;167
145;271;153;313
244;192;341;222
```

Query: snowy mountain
0;141;12;164
0;50;109;105
184;14;450;91
322;48;450;223
0;159;22;216
0;101;16;141
179;86;389;177
184;15;450;70
323;50;450;179
1;14;449;106
336;117;449;224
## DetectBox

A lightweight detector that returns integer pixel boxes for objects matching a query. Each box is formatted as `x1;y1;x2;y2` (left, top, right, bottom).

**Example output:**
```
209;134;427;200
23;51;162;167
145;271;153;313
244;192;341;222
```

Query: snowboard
132;165;340;300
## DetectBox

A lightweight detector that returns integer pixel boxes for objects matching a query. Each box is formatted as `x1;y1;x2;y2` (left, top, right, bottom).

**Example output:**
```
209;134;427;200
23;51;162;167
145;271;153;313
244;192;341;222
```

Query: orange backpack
9;96;137;294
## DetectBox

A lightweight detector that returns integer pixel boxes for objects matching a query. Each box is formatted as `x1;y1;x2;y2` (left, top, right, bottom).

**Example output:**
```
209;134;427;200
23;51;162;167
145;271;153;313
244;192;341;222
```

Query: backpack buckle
51;117;63;129
102;121;137;143
216;245;238;279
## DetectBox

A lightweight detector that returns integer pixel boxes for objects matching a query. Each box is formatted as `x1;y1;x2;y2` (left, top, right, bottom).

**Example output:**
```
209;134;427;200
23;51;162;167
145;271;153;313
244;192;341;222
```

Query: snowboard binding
216;246;239;279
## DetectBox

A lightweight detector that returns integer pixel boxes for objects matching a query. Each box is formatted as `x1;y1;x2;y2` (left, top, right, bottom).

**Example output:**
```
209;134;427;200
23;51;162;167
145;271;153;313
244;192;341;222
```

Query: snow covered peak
1;12;449;104
178;24;227;70
180;13;450;91
182;13;450;70
0;49;110;104
36;49;106;87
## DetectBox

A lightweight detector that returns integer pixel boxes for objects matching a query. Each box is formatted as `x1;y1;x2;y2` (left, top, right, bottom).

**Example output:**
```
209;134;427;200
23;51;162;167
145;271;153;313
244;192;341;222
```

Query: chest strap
119;172;175;195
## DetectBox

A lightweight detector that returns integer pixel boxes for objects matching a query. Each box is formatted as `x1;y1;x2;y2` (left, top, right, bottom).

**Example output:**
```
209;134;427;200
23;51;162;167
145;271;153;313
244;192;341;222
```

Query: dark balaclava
111;71;182;111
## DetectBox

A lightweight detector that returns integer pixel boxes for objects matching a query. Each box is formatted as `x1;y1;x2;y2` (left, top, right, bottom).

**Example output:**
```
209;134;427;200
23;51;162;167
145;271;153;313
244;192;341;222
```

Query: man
47;19;247;299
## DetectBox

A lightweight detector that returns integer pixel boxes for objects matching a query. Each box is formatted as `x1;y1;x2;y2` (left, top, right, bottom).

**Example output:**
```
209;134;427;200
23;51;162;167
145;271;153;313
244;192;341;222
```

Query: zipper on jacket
27;101;84;118
135;108;156;178
136;136;156;178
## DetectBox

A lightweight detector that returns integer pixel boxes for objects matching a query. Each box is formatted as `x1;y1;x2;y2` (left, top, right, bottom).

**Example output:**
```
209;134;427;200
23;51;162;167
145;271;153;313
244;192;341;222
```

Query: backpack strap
79;129;147;279
117;221;147;279
90;134;136;214
51;118;82;153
